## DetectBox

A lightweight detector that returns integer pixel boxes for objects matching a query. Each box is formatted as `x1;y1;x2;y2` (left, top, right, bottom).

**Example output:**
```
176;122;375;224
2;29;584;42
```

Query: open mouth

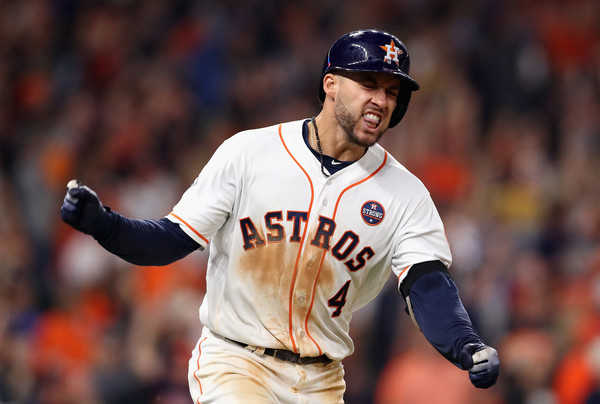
363;113;381;130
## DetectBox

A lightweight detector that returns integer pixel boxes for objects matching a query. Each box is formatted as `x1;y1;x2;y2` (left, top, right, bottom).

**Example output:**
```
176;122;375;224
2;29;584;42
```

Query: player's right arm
60;180;201;266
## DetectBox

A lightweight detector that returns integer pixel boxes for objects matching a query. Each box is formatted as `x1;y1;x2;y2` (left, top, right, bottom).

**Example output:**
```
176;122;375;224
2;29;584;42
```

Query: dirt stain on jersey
236;223;340;355
291;244;337;356
237;235;301;346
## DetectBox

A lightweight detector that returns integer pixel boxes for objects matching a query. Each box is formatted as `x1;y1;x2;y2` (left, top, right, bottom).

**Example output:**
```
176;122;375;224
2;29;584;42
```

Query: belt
224;336;332;365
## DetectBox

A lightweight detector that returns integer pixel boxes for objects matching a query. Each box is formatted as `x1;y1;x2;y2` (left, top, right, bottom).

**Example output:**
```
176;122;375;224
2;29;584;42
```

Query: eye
361;82;377;90
386;89;399;98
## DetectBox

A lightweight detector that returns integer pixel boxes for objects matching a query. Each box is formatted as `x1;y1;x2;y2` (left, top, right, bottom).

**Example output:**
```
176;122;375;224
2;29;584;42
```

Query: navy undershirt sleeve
93;211;201;266
407;269;483;368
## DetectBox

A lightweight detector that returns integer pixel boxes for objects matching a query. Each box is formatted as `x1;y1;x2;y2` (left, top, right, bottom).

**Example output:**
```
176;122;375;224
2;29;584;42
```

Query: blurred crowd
0;0;599;403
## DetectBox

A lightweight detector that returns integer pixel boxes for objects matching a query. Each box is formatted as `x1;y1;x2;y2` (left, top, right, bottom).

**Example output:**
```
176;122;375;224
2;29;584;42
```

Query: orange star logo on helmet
380;40;403;66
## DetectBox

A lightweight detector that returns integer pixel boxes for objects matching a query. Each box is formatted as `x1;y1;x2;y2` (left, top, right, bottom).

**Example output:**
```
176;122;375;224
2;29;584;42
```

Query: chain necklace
311;116;330;178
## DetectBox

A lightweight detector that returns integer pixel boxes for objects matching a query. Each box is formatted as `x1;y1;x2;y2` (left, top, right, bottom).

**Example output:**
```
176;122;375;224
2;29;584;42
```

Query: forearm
94;213;201;266
407;271;482;368
401;262;499;388
60;181;201;266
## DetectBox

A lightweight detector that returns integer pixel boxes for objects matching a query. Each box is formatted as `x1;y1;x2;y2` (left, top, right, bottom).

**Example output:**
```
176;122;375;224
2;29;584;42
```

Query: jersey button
323;199;328;206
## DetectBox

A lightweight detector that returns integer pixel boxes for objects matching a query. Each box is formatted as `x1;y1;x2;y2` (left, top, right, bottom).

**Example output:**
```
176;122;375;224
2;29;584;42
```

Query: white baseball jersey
168;119;451;361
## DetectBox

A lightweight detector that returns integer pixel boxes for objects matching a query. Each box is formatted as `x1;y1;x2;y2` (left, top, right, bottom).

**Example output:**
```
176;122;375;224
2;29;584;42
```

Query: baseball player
61;29;499;403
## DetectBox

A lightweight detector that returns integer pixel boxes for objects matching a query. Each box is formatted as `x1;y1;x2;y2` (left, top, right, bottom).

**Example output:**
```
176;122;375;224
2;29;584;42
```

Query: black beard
334;100;384;148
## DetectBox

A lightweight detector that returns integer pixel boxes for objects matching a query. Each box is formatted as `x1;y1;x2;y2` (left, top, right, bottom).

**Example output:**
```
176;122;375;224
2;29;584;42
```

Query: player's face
333;71;402;148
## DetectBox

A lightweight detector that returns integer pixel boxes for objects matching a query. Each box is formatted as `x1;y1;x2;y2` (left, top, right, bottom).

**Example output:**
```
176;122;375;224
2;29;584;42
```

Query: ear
322;73;338;99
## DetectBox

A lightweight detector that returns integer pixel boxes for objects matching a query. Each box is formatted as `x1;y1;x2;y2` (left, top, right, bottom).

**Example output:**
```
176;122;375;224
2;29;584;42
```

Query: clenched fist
459;343;500;388
60;179;112;237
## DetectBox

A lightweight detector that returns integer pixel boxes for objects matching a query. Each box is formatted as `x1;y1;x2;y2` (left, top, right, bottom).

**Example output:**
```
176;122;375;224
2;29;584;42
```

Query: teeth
364;113;380;127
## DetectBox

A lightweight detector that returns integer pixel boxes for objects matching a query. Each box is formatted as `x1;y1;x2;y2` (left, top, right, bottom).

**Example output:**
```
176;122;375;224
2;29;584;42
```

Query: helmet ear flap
389;90;411;128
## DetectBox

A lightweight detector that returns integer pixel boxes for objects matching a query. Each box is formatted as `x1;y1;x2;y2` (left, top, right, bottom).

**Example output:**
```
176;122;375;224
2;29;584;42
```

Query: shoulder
220;119;305;153
371;144;430;198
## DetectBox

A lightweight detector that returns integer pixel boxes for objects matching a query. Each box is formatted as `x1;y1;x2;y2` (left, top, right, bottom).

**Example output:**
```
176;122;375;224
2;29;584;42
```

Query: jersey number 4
328;280;351;317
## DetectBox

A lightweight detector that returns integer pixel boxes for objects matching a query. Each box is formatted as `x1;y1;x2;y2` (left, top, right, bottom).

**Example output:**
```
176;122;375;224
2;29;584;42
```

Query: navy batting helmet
319;29;419;127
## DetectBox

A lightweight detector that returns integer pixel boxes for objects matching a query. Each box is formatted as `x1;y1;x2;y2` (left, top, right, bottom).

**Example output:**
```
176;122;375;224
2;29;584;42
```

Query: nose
371;87;389;107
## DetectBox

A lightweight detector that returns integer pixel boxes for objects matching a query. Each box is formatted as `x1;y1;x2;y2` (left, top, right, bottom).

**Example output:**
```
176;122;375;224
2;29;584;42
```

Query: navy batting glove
459;342;499;389
60;179;112;238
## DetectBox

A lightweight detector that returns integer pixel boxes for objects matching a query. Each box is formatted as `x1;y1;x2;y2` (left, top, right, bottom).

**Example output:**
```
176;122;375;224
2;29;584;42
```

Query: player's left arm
400;260;500;389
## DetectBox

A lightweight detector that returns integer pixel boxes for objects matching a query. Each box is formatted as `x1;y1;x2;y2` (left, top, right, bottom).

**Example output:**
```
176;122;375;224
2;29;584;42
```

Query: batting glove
60;179;112;237
459;342;499;389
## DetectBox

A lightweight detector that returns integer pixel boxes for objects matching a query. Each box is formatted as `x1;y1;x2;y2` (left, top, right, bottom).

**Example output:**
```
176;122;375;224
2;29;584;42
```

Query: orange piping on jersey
398;265;411;280
304;250;327;355
303;152;389;353
169;212;210;245
332;152;388;219
278;124;315;353
194;336;208;404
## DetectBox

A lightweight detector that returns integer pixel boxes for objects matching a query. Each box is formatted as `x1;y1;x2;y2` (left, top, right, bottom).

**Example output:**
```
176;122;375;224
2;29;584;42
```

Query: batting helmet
319;29;419;127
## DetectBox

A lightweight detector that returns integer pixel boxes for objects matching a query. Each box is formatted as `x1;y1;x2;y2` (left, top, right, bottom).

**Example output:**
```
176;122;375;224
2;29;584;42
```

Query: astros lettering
239;211;375;272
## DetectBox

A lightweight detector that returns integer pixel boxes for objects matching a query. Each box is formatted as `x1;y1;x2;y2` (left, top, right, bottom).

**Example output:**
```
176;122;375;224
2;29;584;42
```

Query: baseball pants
188;327;346;403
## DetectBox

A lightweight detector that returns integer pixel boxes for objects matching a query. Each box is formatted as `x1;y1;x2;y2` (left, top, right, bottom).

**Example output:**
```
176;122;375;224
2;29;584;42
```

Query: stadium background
0;0;598;403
